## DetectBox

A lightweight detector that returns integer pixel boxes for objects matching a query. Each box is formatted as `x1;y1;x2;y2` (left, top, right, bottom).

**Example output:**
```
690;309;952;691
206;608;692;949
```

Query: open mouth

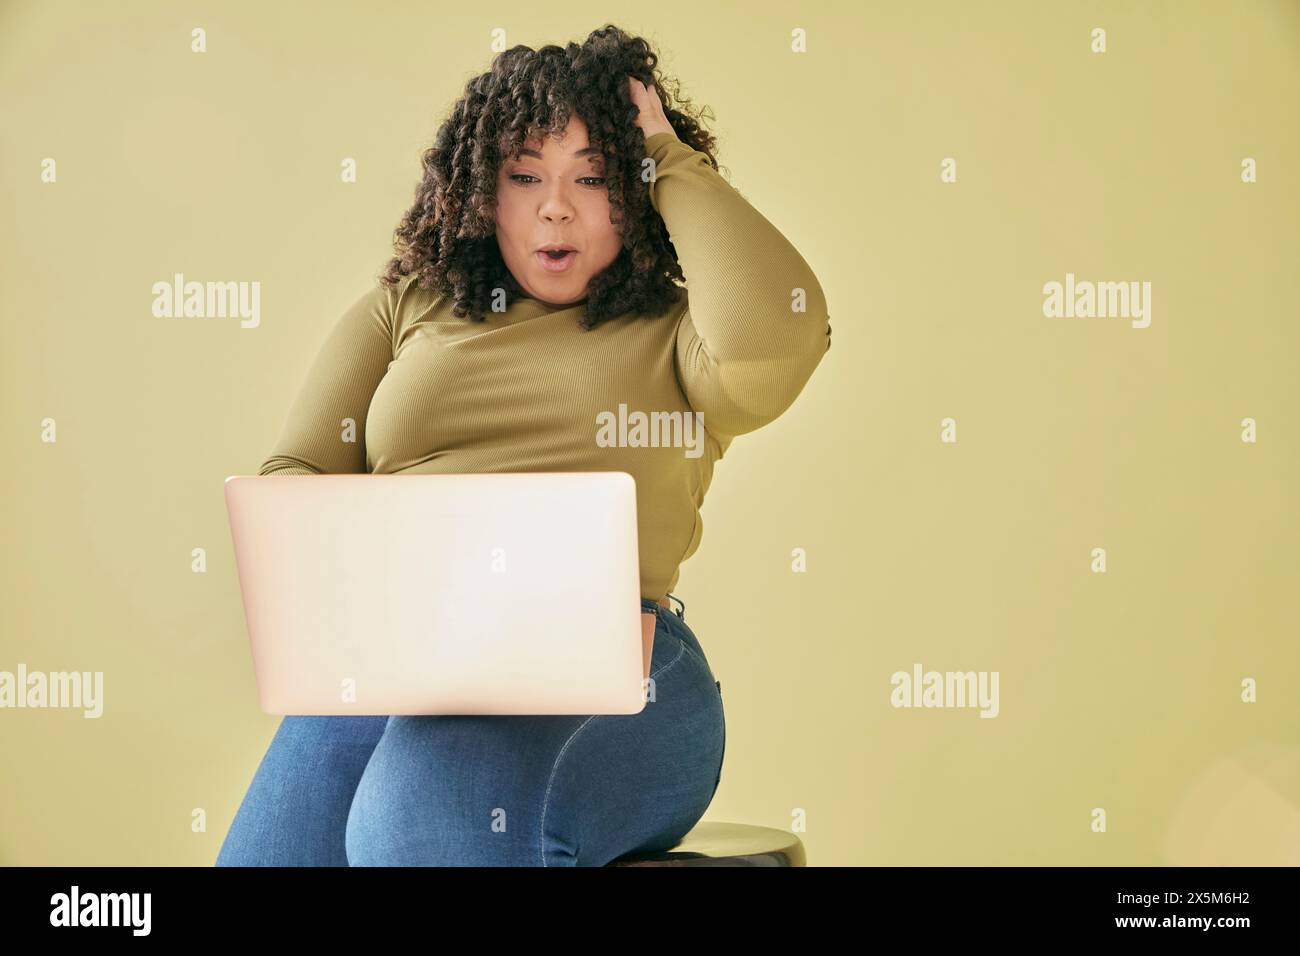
536;249;577;273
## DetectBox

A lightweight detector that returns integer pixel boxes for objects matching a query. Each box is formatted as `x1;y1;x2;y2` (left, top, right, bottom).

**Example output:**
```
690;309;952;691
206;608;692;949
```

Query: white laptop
223;472;651;716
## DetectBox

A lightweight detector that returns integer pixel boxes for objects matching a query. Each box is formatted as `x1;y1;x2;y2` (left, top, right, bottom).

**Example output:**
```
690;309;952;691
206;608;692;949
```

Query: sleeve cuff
644;130;684;154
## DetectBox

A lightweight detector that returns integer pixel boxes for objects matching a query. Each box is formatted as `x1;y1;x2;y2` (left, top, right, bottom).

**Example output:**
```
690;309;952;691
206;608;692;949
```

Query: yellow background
2;0;1297;865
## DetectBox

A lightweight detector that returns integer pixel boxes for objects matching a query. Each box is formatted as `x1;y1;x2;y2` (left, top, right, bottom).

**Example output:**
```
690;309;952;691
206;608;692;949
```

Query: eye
508;174;607;188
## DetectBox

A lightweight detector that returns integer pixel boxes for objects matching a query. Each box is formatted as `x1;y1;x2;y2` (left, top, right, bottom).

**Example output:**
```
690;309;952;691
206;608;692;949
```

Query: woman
217;24;831;866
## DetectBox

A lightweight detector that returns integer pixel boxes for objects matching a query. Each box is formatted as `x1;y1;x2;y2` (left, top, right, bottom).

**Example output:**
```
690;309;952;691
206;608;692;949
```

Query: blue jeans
215;596;725;866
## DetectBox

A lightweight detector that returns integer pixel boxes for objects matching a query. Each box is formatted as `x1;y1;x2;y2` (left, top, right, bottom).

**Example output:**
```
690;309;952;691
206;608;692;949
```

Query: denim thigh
345;602;725;866
215;715;389;866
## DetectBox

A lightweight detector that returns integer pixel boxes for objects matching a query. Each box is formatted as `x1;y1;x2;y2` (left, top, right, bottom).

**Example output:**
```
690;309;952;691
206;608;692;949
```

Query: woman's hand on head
628;77;677;141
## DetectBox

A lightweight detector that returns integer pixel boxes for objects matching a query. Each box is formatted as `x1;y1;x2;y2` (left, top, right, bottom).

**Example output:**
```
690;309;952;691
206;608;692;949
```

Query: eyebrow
514;146;604;161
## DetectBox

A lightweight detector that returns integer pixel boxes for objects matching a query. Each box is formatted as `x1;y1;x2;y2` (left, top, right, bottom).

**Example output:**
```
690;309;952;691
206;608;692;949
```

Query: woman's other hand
628;77;677;141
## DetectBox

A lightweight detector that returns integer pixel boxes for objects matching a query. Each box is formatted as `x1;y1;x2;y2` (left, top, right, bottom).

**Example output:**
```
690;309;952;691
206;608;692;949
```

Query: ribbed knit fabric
257;131;832;600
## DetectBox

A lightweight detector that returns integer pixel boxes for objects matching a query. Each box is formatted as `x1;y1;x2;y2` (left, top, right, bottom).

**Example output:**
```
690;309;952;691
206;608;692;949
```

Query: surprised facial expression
494;115;623;308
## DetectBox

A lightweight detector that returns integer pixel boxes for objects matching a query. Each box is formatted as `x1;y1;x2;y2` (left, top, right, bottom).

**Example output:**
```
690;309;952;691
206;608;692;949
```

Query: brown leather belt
642;596;673;677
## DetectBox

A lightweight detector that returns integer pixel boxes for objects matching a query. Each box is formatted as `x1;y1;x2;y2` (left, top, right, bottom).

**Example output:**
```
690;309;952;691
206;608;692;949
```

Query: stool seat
606;822;805;867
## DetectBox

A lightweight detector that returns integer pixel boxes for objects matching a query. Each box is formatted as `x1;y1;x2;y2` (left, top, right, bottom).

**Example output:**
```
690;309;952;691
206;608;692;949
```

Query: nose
539;186;576;224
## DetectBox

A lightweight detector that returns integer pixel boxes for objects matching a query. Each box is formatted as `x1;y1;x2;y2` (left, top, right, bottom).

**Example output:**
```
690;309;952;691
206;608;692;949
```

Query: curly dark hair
377;24;721;330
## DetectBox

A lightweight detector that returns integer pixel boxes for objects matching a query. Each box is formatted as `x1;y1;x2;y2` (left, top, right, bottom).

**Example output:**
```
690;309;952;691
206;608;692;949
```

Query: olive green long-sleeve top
258;130;832;601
